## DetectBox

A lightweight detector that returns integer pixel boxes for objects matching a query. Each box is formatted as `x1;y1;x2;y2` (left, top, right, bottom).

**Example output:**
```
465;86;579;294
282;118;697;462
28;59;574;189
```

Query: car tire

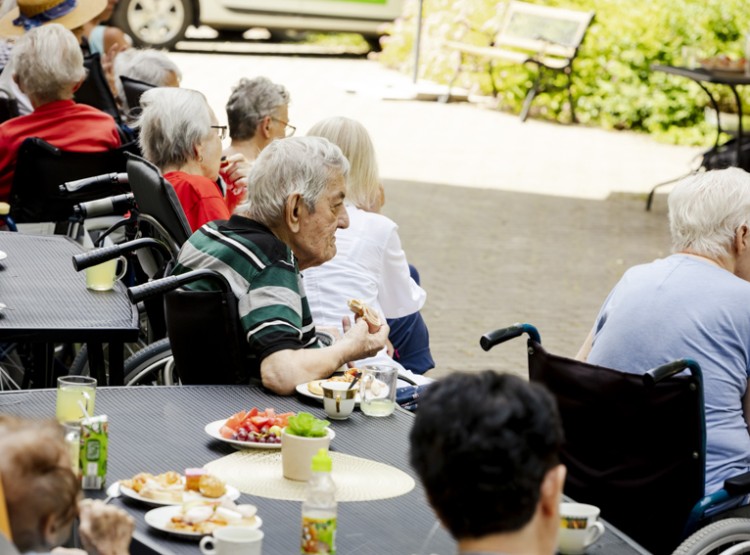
112;0;194;50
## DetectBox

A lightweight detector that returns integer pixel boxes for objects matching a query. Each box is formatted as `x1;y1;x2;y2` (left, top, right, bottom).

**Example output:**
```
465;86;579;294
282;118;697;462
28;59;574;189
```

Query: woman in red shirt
137;87;249;231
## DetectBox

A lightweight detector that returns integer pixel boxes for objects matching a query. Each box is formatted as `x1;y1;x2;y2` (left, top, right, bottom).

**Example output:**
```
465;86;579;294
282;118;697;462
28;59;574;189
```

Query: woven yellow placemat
204;451;415;502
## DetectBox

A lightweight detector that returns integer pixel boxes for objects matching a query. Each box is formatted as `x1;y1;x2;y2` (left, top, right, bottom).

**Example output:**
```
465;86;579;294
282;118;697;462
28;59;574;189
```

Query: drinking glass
56;376;96;423
359;365;398;417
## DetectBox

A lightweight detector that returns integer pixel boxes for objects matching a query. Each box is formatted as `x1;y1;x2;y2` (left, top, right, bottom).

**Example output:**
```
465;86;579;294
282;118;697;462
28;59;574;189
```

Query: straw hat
0;0;107;37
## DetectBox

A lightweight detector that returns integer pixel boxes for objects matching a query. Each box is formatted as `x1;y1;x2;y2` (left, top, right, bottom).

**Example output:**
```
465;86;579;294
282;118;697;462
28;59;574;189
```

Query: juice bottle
301;449;336;554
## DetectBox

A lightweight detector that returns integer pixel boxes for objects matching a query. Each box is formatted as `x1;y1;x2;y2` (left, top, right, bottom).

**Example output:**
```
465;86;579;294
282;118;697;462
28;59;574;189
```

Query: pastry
347;299;382;333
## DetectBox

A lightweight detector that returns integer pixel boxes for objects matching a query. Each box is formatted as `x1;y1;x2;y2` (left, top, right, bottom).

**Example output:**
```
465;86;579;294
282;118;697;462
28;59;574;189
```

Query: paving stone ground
383;184;673;379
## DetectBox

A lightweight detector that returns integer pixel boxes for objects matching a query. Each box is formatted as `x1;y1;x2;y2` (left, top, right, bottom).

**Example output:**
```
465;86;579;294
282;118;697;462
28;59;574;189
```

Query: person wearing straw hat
0;414;135;555
0;0;107;116
0;23;121;202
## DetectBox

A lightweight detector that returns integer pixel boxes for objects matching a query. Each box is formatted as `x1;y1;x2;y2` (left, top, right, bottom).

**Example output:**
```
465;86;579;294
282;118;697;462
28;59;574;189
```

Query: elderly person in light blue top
578;167;750;495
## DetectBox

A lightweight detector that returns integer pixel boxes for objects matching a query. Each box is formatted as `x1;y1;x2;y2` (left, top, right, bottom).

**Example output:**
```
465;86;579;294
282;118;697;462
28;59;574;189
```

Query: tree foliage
377;0;750;145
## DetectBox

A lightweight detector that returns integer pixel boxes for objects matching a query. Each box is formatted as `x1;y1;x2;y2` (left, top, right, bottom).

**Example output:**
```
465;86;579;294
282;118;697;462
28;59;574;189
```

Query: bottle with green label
300;448;337;554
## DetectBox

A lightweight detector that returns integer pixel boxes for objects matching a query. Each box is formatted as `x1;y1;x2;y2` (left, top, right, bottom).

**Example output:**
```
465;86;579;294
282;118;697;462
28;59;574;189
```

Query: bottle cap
311;448;332;472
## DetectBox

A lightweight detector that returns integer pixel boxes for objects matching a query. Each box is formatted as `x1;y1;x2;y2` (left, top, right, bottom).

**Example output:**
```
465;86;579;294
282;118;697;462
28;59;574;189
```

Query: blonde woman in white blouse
303;116;434;375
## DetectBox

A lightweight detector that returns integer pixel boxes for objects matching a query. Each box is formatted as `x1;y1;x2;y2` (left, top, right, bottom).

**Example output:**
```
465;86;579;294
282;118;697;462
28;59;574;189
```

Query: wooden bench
443;1;595;122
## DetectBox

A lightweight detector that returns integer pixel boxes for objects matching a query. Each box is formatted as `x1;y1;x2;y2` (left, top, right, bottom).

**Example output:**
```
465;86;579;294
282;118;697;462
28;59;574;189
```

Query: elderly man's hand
342;318;389;360
77;499;134;555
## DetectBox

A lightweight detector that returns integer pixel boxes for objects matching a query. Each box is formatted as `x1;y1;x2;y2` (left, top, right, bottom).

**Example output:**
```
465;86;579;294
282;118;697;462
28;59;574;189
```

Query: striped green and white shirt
172;216;320;377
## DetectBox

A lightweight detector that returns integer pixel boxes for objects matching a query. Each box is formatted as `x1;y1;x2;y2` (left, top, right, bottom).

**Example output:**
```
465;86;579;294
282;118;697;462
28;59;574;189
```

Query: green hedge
377;0;750;145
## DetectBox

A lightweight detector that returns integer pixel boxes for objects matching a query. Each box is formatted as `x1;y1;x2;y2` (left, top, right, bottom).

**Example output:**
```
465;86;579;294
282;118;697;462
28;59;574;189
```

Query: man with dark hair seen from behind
410;371;566;555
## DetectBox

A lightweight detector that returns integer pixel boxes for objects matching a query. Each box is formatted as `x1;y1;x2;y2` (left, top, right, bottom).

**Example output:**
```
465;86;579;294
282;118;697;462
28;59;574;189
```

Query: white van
111;0;406;50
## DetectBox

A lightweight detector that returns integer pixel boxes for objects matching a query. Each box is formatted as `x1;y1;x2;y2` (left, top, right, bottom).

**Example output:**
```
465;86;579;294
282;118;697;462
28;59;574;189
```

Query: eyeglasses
211;125;228;140
270;117;296;137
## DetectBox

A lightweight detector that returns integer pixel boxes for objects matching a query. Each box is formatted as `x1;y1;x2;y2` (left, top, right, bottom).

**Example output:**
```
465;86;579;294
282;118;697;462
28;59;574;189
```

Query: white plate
204;419;282;450
144;505;262;538
0;250;6;261
296;381;362;404
119;480;240;507
205;419;335;449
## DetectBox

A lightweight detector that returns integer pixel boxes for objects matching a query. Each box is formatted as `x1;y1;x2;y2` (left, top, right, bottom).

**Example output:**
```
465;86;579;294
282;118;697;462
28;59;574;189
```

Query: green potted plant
281;412;333;481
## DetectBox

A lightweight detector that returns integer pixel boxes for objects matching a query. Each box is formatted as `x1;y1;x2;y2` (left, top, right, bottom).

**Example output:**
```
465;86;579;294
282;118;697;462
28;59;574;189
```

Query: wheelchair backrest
528;340;705;555
165;287;257;385
125;153;192;257
10;137;136;224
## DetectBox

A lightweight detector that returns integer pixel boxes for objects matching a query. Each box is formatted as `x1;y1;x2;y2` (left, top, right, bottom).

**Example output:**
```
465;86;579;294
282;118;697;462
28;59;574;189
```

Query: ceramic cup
558;502;605;555
85;256;127;291
322;381;357;420
199;526;263;555
281;429;332;481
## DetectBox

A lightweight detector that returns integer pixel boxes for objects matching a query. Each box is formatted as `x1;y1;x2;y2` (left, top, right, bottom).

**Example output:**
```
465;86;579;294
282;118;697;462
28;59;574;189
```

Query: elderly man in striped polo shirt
172;136;389;395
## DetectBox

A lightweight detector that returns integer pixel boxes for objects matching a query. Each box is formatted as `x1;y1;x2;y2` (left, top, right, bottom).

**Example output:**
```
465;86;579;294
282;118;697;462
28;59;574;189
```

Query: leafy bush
377;0;750;145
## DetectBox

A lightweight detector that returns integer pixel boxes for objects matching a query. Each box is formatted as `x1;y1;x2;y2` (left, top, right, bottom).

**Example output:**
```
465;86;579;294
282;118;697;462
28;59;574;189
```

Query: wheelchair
481;323;750;555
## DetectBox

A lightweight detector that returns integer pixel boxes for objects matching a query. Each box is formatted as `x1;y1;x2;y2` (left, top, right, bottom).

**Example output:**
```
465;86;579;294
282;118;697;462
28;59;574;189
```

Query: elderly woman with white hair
222;76;292;212
0;23;121;202
172;136;389;394
577;167;750;495
303;116;434;377
224;76;292;162
137;87;248;231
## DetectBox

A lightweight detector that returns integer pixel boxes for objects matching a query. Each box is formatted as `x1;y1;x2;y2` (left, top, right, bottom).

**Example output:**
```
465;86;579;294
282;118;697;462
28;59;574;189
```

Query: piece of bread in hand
347;299;382;333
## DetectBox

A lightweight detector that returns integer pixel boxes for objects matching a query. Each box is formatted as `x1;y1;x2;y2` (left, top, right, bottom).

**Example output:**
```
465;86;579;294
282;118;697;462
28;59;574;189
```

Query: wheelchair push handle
480;323;541;351
73;193;135;219
72;238;172;271
128;269;233;304
72;244;123;271
60;172;129;193
643;358;702;385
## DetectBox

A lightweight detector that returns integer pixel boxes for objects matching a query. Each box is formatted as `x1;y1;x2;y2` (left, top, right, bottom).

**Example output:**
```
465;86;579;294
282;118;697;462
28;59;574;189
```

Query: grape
237;429;249;441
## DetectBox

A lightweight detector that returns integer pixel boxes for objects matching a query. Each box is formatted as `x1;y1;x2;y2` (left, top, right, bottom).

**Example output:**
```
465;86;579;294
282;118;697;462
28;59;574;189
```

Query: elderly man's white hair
12;24;85;104
245;136;350;227
136;87;213;170
669;167;750;259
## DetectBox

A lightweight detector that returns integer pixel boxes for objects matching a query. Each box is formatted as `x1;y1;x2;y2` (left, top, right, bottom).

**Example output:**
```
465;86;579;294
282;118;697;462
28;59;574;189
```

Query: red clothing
164;170;231;232
0;100;122;202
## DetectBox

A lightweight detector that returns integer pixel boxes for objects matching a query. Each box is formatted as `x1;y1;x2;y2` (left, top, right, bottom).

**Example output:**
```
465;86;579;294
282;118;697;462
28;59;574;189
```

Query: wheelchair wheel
122;339;178;386
69;340;149;378
0;342;26;390
672;518;750;555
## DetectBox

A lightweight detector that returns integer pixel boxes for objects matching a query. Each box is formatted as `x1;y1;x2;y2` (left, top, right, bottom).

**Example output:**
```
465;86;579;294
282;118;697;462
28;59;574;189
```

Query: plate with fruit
145;502;262;538
118;470;239;507
205;407;324;450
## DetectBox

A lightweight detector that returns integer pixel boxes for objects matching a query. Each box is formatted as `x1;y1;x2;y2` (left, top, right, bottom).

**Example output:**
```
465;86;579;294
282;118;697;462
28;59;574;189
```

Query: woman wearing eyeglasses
224;76;294;160
137;87;249;231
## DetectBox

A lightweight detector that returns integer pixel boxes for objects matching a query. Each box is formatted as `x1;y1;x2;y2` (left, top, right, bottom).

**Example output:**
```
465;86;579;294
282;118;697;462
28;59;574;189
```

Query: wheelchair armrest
480;323;541;351
128;269;232;304
724;471;750;496
72;237;171;271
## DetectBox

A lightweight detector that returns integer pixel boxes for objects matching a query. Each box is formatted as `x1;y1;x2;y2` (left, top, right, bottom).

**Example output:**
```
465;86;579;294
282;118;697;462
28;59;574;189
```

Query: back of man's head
410;371;563;540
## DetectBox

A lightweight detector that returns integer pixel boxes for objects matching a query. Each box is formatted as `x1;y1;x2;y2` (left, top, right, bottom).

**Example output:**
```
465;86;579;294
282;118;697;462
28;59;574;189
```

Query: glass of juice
56;376;97;423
